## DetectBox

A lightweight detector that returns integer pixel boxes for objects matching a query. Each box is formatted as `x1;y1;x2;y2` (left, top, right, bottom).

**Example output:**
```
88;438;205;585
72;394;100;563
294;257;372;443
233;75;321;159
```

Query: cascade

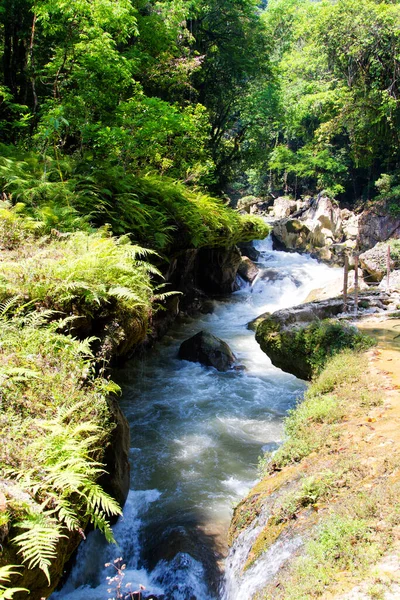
52;237;338;600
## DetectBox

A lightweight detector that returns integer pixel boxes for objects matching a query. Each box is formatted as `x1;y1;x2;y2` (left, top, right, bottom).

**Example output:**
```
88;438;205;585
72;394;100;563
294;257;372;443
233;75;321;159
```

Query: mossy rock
256;315;374;380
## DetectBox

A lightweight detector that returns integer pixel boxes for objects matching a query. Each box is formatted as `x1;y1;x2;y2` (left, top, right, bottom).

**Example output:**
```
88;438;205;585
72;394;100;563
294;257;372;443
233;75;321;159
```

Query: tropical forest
1;0;400;599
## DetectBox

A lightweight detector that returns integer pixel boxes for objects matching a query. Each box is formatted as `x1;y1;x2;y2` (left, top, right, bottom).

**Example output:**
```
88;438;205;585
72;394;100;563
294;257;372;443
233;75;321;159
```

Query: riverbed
53;237;339;600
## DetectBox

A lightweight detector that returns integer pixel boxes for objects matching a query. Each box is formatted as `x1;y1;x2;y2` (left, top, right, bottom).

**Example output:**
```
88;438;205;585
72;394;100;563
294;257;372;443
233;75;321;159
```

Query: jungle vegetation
0;0;399;596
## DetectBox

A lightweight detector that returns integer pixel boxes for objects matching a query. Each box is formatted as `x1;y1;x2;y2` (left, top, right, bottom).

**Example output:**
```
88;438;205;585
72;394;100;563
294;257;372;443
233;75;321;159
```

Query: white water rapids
52;236;338;600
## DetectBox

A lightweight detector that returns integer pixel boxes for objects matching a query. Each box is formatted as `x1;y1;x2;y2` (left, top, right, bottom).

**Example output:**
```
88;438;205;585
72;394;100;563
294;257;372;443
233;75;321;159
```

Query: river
52;236;338;600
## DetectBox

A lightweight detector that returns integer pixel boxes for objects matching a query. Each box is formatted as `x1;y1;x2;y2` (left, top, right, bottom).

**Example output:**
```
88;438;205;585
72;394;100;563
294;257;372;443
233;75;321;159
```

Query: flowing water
53;237;338;600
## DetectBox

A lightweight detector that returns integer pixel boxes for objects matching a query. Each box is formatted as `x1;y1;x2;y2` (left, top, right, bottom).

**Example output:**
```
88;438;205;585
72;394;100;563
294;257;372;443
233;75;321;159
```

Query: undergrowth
261;351;382;473
0;149;269;252
0;311;122;587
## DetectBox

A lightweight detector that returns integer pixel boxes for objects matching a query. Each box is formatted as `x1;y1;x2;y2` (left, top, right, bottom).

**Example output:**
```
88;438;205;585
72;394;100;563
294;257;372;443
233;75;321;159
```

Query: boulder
237;195;262;213
272;196;351;264
304;269;367;303
238;256;259;284
272;218;311;252
237;241;260;262
358;199;400;251
178;331;236;371
271;196;297;219
379;269;400;292
359;241;399;282
341;210;360;241
255;299;372;380
197;246;242;295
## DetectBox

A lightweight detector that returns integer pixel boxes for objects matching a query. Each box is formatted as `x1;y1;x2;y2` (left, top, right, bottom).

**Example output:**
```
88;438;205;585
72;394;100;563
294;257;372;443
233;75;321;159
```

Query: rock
359;241;399;282
304;269;367;303
237;195;262;213
197;246;242;295
255;299;370;380
379;269;400;292
272;218;311;252
341;210;360;240
98;395;131;510
237;241;260;262
238;256;259;284
271;196;297;218
258;268;285;283
358;199;400;251
178;331;236;371
271;196;351;264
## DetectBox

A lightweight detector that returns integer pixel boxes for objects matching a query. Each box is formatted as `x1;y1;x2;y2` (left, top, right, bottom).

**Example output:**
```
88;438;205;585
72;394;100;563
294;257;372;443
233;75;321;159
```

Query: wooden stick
354;254;359;317
343;253;349;312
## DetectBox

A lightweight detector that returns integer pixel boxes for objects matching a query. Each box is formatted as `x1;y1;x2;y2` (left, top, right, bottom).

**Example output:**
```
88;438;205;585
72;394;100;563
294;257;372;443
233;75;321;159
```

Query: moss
244;519;287;571
256;318;375;380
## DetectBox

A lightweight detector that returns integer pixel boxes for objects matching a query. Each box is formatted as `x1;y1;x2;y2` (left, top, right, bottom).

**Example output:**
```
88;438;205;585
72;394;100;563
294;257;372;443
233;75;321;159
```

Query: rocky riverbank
0;204;268;600
226;318;400;599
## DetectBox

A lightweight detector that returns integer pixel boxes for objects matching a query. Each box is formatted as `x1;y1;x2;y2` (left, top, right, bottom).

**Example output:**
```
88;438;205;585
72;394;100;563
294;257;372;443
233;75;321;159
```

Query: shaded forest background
1;0;399;240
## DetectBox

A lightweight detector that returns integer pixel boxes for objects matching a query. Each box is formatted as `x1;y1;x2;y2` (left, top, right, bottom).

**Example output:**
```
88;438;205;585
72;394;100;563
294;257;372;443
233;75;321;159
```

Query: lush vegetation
256;317;374;380
242;0;400;205
1;0;399;596
0;0;270;593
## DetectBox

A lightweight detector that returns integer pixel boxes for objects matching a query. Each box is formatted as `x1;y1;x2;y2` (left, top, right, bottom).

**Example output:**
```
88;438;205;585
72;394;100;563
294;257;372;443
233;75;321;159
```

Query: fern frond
0;296;21;319
0;565;28;600
13;515;66;584
89;511;115;544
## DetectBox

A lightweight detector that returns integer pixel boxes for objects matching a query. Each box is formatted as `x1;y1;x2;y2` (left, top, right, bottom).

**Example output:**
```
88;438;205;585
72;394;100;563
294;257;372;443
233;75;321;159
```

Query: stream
53;236;338;600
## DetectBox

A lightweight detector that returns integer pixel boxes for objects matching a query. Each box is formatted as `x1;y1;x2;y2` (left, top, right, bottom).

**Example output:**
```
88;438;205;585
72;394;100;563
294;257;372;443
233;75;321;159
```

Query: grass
262;351;382;472
263;478;400;600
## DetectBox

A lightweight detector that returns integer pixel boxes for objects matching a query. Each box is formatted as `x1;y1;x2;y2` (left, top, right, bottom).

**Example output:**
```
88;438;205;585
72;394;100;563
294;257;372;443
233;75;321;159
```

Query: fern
13;514;66;585
0;565;28;600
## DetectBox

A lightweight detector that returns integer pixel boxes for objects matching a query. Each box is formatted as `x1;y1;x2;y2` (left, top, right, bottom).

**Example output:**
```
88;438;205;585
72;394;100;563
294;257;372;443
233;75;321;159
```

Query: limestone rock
272;218;311;252
379;269;400;292
238;256;259;284
304;269;367;302
271;196;297;218
255;299;366;380
358;199;400;251
359;242;399;282
178;331;236;371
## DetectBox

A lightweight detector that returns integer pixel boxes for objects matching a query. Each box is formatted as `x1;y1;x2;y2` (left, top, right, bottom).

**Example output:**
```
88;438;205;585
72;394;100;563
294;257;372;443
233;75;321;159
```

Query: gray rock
359;242;399;282
271;196;297;218
237;241;260;262
358;199;400;251
178;330;236;371
238;256;259;284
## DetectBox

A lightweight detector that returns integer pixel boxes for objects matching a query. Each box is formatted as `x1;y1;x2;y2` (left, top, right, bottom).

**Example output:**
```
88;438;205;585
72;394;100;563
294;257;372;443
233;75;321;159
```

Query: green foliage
264;351;382;471
244;0;400;201
0;311;123;583
0;566;28;600
0;149;268;252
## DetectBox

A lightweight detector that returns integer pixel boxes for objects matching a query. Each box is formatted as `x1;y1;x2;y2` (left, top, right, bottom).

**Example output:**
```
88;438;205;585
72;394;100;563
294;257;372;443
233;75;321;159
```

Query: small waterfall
52;236;339;600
